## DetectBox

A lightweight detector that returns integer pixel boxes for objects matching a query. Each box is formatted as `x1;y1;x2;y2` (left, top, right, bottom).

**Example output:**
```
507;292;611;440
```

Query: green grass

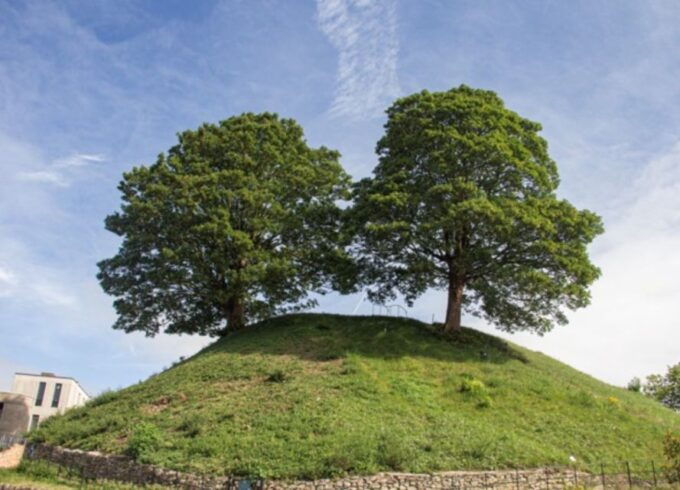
0;459;163;489
30;314;680;480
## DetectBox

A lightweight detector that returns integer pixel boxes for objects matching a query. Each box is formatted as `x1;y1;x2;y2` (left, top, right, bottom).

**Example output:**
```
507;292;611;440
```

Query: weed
664;432;680;483
266;370;288;383
377;433;414;471
125;422;162;464
177;417;202;438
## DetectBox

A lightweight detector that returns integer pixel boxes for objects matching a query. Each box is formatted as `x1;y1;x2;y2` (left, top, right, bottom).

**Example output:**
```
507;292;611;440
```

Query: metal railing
0;433;24;450
370;303;408;317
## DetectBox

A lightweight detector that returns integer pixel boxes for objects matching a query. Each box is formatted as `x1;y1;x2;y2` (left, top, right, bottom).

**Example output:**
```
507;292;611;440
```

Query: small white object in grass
569;455;577;463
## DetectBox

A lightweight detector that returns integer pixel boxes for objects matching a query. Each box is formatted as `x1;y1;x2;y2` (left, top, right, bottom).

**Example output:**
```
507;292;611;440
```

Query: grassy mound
32;314;680;479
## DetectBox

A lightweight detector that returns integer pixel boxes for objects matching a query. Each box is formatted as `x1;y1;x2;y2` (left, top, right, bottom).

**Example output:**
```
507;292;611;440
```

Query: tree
627;377;642;392
351;85;603;334
643;363;680;411
98;113;351;336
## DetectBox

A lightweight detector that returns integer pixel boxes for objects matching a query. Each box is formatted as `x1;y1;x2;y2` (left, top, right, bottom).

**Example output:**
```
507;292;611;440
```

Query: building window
30;414;40;430
52;383;62;408
0;402;4;420
35;382;46;406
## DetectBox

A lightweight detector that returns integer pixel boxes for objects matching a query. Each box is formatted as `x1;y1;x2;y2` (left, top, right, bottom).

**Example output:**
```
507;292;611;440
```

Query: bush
177;417;202;438
324;436;376;476
460;378;487;395
125;422;162;464
266;370;288;383
664;432;680;483
87;390;119;407
460;378;493;408
627;377;642;392
377;433;414;471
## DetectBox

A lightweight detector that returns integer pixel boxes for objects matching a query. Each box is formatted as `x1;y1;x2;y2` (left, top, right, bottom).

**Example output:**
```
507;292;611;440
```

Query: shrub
664;432;680;483
16;459;60;479
460;378;487;395
266;370;288;383
125;422;162;464
460;378;493;408
627;377;642;392
177;417;202;438
377;433;414;471
87;390;119;408
324;436;376;476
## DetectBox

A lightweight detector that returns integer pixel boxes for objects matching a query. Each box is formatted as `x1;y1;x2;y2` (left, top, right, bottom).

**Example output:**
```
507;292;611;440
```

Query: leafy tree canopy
644;363;680;411
98;113;351;336
351;85;603;334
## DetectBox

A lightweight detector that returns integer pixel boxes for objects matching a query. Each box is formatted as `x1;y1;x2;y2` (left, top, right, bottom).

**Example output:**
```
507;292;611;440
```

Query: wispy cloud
316;0;400;120
0;265;17;297
54;153;106;168
31;282;78;308
16;170;68;186
14;152;106;187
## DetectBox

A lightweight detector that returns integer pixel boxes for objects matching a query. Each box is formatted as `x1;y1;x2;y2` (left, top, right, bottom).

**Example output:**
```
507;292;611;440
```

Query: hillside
31;314;680;479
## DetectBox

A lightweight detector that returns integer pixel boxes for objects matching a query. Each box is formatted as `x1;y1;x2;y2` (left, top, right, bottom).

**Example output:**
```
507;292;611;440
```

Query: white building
0;372;90;435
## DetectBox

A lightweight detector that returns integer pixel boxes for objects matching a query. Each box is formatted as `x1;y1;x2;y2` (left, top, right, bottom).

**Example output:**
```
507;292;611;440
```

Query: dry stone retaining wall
25;443;634;489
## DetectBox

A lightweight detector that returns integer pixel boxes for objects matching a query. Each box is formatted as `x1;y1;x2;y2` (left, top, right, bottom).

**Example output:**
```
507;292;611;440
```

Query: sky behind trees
1;0;679;394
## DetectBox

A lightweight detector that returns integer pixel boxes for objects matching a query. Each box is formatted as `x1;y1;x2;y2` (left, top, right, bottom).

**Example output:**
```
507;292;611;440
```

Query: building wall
0;393;30;437
10;374;89;431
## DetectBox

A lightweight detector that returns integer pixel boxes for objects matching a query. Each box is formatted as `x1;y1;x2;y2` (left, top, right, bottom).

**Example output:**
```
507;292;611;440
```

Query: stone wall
0;393;30;437
25;443;641;489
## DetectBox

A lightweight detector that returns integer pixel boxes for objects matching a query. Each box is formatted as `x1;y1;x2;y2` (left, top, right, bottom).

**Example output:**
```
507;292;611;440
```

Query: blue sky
1;0;679;394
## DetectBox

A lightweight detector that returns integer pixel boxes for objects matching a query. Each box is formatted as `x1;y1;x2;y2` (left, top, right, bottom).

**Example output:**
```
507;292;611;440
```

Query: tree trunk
226;296;245;331
443;277;464;334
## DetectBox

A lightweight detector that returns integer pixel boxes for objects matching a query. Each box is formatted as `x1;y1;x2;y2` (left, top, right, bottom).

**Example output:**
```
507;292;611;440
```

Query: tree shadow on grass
200;313;528;366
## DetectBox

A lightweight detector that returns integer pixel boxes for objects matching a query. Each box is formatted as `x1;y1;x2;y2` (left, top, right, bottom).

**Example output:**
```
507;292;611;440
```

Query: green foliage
460;378;487;394
125;422;163;464
663;432;680;483
376;432;415;471
643;363;680;411
460;377;493;408
32;314;680;479
0;459;166;489
265;369;288;383
97;112;352;335
88;389;120;407
177;417;203;438
627;377;642;392
350;85;603;333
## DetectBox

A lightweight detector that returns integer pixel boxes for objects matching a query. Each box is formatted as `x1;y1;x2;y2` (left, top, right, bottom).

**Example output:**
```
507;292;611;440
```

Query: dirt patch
140;392;188;415
0;444;25;469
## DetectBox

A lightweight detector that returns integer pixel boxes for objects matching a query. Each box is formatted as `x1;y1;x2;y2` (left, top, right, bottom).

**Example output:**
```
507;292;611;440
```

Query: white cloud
316;0;401;120
54;153;106;168
16;170;68;186
31;282;78;308
13;153;106;187
0;266;17;297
